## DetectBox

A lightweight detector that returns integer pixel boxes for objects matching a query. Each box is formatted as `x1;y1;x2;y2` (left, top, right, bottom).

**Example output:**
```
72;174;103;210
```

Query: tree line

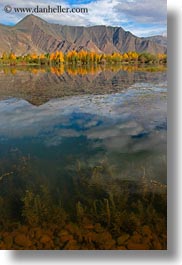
0;50;167;66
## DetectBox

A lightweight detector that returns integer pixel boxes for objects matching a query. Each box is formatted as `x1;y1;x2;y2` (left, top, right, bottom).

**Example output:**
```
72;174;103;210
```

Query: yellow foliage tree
1;52;8;61
9;52;16;60
39;54;45;59
57;51;64;63
30;53;38;60
123;53;129;61
50;53;56;61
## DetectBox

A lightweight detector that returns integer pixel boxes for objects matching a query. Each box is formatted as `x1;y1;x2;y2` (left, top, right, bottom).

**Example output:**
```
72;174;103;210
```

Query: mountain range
0;15;167;55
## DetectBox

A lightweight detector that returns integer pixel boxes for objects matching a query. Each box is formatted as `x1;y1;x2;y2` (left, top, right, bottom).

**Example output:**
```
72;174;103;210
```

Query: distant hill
0;15;167;55
142;35;167;48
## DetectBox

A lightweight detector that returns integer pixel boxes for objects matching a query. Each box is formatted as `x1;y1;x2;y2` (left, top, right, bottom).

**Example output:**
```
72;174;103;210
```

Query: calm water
0;66;167;250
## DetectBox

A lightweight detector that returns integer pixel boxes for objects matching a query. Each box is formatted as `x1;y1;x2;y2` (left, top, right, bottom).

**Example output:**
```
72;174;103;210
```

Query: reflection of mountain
0;69;167;105
0;15;166;55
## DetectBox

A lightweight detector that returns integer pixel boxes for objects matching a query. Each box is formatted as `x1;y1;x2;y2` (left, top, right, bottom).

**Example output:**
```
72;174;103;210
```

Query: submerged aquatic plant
21;185;67;228
0;154;167;249
76;201;85;220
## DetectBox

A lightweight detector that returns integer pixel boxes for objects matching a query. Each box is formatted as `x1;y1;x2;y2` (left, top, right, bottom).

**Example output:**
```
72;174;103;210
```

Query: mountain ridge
0;15;167;55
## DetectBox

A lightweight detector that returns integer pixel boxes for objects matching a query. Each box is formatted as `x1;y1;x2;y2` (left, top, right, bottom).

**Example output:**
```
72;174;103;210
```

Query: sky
0;0;167;37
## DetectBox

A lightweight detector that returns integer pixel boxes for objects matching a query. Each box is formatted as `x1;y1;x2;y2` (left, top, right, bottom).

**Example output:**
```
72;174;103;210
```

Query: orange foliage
9;52;16;60
0;50;167;66
39;54;45;59
30;53;38;60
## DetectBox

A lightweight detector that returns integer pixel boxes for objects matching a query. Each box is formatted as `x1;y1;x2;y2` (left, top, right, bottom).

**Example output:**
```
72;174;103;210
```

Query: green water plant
21;185;67;228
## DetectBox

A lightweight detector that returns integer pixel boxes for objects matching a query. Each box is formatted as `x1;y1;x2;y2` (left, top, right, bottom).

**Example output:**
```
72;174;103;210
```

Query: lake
0;65;167;250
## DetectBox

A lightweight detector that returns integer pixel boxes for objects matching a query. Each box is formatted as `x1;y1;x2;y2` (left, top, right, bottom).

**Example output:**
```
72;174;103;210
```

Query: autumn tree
157;53;167;64
131;51;139;62
9;52;16;60
123;53;129;62
1;52;8;62
57;51;64;63
66;50;78;63
0;50;167;66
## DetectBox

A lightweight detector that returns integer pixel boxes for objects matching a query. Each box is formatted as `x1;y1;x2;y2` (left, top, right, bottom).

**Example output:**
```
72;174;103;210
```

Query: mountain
0;15;167;55
142;35;167;48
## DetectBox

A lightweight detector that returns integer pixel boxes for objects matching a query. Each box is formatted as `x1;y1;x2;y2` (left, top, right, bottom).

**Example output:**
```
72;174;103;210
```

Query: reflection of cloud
87;127;120;139
43;128;81;146
130;131;167;153
83;120;99;129
0;85;166;154
44;135;62;147
87;120;143;140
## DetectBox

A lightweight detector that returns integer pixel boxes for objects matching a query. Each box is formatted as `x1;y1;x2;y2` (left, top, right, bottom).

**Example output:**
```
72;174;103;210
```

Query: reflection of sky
0;83;167;155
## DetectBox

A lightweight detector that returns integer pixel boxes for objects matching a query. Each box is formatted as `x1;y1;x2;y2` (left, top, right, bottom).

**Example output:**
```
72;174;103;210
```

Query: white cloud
115;0;167;24
0;0;167;36
124;25;167;38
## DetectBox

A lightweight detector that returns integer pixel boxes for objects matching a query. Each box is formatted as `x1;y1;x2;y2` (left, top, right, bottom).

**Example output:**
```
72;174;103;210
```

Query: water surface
0;65;167;250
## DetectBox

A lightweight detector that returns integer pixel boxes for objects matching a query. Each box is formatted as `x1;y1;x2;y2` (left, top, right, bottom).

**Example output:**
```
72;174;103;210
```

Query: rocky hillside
0;15;167;55
142;35;167;48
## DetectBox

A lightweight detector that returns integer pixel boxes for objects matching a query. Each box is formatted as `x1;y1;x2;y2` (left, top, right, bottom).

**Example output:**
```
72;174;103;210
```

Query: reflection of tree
0;65;167;106
1;64;167;77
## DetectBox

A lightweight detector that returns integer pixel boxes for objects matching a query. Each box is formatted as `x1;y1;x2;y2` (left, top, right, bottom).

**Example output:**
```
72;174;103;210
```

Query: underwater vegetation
0;154;167;250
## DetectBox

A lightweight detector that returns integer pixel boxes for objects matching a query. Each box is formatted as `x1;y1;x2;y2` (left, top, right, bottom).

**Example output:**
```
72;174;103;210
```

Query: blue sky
0;0;167;37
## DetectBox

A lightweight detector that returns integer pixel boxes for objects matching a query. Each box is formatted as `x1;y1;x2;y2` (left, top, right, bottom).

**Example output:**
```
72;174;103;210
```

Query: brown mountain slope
0;15;167;55
142;35;167;48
